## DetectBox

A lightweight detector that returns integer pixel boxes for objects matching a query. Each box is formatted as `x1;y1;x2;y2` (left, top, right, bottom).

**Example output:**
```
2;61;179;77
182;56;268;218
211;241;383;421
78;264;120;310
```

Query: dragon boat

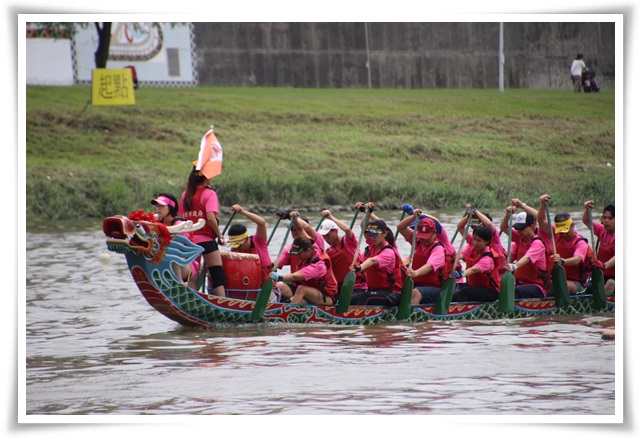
103;214;615;329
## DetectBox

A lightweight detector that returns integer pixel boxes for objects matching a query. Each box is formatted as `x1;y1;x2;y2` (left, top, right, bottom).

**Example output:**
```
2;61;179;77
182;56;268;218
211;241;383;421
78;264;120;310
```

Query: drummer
226;204;275;292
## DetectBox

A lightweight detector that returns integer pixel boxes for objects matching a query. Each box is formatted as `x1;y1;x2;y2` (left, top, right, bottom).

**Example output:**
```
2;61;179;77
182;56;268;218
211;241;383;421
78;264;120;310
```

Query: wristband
560;258;565;265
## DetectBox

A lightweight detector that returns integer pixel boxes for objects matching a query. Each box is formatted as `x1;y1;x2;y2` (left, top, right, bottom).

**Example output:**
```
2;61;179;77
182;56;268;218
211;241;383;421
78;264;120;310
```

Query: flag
192;128;223;179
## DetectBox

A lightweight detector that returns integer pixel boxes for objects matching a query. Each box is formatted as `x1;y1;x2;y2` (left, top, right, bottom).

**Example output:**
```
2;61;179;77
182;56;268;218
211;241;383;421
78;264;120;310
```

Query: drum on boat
221;251;262;300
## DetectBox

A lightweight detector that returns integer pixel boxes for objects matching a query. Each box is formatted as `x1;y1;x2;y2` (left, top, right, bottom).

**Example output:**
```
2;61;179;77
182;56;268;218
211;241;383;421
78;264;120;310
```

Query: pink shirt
297;249;328;281
178;189;219;244
593;222;615;255
414;240;445;271
251;233;272;267
538;226;589;261
511;233;547;268
461;244;495;273
364;238;399;274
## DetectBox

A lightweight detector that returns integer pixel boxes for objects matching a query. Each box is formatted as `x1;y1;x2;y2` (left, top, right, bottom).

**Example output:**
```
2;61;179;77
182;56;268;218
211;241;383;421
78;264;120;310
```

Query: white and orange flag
192;127;223;179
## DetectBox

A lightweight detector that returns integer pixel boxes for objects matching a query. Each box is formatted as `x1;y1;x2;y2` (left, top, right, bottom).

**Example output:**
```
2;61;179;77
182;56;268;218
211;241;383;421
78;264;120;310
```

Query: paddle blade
551;263;570;308
336;272;355;313
251;279;274;322
435;278;455;315
591;268;607;309
396;277;414;320
498;271;515;313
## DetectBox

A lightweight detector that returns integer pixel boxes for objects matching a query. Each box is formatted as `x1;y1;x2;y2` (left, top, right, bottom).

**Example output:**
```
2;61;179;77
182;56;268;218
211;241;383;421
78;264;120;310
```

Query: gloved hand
276;210;291;220
401;203;414;215
452;270;463;279
270;272;284;282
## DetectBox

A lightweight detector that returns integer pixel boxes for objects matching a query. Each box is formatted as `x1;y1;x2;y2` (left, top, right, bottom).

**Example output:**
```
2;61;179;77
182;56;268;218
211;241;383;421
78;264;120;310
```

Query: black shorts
198;240;219;255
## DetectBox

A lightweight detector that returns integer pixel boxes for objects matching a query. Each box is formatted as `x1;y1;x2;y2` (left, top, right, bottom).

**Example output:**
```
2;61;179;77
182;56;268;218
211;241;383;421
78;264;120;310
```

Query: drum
221;251;262;300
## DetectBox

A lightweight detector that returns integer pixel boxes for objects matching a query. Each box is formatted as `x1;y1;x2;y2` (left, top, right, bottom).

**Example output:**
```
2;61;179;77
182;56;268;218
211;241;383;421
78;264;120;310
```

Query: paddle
349;204;365;229
267;218;281;245
315;215;325;231
221;212;236;237
545;202;570;308
588;207;607;309
251;216;297;322
498;211;515;313
394;210;407;241
396;212;419;320
336;207;372;313
435;213;473;315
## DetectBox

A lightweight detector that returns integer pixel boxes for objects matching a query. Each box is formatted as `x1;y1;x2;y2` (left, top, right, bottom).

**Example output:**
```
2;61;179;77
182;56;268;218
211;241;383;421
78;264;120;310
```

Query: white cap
317;219;339;235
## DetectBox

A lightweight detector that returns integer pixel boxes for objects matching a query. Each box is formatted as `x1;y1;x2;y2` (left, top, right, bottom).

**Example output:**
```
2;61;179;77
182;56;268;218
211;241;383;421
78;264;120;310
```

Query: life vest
555;235;593;284
514;236;550;291
181;186;216;241
326;237;365;284
364;244;404;292
465;246;501;292
300;251;339;298
596;235;615;278
410;241;452;287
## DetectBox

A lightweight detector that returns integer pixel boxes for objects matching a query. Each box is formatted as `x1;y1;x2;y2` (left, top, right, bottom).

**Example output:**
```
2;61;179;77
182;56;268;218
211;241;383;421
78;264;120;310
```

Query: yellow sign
91;68;136;106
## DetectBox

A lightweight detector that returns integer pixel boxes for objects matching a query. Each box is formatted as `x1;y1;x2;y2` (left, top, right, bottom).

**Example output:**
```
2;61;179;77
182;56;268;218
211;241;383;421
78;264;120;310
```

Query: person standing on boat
451;225;502;302
317;210;367;295
349;215;405;306
582;201;615;294
400;216;453;305
151;192;199;289
500;208;549;299
226;204;273;285
178;168;226;297
270;236;339;305
537;194;591;294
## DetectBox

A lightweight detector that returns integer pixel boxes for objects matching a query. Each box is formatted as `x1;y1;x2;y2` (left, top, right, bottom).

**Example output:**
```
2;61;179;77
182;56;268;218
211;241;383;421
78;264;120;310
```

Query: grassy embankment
25;86;615;222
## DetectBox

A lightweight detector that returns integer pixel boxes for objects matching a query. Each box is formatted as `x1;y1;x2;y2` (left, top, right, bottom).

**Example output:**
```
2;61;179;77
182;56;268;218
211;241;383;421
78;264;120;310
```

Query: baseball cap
416;218;436;239
289;238;313;255
513;212;535;230
365;220;388;237
317;220;339;235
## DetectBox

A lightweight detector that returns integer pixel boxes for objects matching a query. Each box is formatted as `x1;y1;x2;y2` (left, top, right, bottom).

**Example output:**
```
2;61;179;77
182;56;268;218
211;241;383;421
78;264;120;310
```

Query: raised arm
582;200;595;228
321;209;353;239
231;204;268;241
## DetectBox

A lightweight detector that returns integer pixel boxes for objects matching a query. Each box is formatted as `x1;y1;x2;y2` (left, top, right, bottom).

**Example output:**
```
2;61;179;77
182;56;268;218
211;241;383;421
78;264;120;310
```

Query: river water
22;210;620;427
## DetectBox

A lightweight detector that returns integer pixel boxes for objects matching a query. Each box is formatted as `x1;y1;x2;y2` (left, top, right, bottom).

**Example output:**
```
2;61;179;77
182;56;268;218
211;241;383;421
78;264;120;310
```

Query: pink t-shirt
413;240;445;271
297;249;328;281
250;233;272;267
461;243;495;273
538;226;589;261
178;189;220;244
511;233;547;294
593;222;615;255
365;238;399;274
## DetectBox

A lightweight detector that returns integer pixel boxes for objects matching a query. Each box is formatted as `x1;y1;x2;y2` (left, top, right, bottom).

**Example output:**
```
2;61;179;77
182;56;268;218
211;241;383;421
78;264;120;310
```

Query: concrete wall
193;22;615;89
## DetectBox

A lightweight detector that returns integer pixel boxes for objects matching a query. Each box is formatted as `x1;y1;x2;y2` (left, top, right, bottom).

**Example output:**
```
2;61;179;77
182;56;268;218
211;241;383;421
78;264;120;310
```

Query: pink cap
151;196;176;208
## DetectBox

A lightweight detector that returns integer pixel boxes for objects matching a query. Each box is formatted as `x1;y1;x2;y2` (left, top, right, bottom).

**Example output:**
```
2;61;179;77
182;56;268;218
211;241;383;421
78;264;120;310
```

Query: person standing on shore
570;53;588;93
